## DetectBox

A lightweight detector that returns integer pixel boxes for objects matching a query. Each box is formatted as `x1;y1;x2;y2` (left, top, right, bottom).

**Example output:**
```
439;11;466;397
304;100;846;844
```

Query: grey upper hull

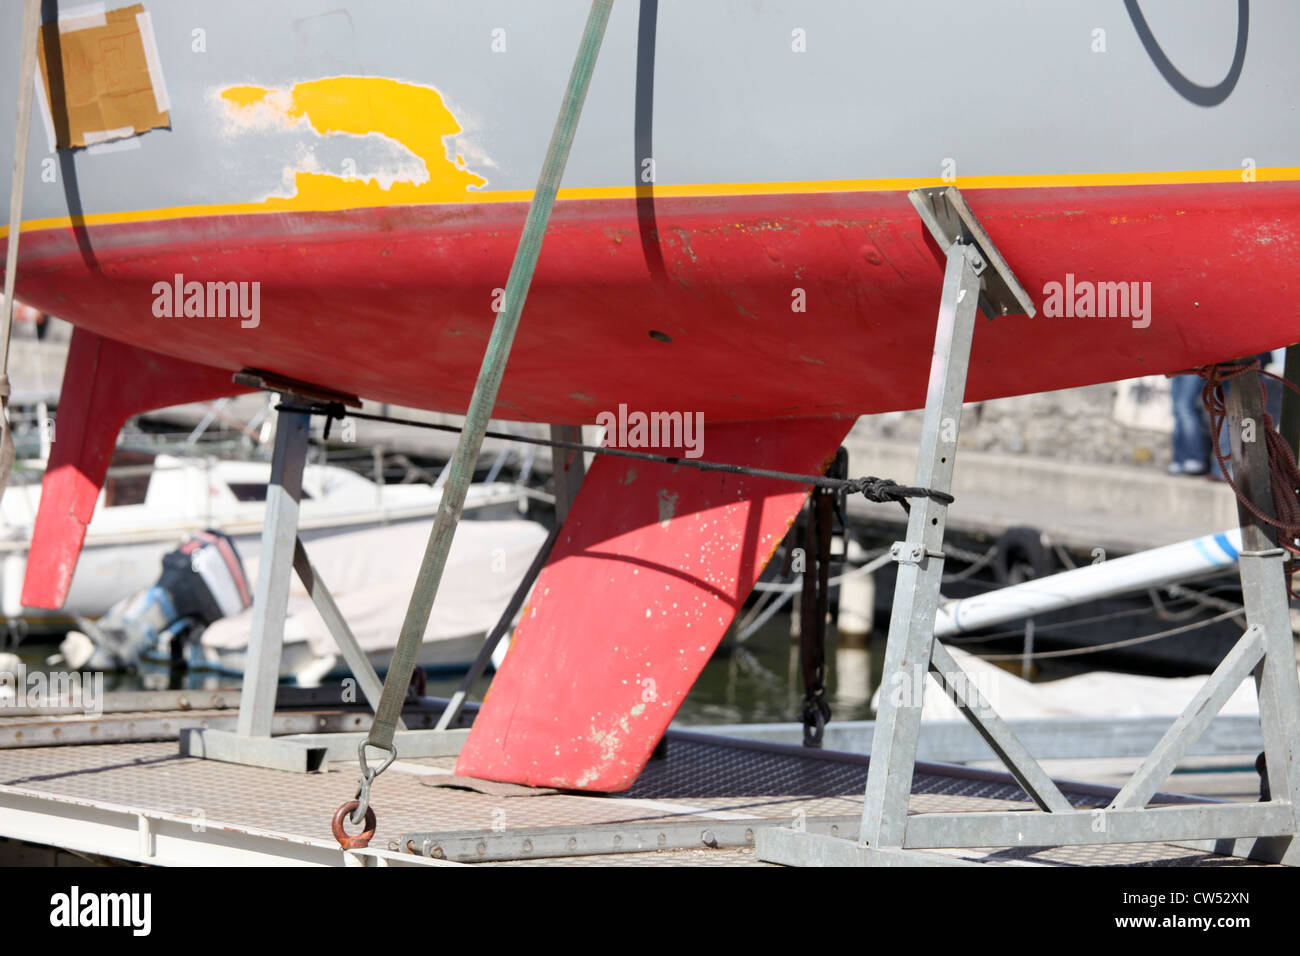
0;0;1294;224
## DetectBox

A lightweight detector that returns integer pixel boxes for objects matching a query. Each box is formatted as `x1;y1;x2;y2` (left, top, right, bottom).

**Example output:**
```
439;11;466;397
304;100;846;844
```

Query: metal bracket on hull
757;187;1300;867
232;369;361;408
909;186;1037;320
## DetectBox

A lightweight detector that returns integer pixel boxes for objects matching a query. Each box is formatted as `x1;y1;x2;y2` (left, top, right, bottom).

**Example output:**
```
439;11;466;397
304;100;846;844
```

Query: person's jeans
1170;374;1208;471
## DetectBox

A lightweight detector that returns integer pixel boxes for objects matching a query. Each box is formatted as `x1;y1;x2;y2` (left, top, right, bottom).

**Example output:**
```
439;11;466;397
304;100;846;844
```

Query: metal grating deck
0;722;1272;866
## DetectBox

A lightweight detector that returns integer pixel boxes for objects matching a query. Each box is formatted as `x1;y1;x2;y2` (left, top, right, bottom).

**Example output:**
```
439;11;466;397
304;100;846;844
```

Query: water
675;618;882;725
10;641;243;693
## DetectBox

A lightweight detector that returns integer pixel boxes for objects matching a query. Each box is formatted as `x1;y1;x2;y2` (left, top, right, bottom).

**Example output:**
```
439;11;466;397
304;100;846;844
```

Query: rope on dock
287;402;955;514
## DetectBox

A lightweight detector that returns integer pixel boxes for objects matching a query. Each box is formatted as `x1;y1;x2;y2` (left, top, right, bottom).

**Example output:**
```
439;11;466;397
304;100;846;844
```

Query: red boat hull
10;181;1298;424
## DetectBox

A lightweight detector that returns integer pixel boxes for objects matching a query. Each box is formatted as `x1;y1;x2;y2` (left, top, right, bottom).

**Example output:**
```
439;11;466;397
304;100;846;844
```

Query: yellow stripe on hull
4;166;1298;240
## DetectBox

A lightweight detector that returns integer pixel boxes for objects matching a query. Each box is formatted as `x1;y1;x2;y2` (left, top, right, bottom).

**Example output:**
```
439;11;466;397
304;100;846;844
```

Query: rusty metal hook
332;800;377;850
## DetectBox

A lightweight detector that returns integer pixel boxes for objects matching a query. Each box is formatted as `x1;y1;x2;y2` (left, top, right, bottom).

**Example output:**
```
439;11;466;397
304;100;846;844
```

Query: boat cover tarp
201;518;549;657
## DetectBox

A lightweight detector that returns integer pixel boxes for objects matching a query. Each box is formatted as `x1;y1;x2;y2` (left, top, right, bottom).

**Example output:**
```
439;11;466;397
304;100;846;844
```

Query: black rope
280;402;955;512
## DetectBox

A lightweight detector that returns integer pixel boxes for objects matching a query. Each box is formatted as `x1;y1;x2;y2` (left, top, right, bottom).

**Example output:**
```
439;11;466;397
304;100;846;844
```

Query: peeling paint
219;76;486;210
656;488;679;528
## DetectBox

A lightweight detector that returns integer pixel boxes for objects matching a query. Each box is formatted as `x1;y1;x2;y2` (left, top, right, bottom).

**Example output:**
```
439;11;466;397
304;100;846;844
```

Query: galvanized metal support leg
1280;343;1300;460
236;406;310;737
759;232;1024;866
757;188;1045;865
857;241;983;847
1225;370;1300;833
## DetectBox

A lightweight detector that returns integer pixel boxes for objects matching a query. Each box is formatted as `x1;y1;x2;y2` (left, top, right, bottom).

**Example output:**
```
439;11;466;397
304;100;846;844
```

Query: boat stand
178;377;556;772
757;185;1300;867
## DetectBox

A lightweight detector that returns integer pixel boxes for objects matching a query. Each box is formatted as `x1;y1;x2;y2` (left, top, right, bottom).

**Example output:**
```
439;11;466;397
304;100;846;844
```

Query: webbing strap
365;0;614;754
0;0;42;495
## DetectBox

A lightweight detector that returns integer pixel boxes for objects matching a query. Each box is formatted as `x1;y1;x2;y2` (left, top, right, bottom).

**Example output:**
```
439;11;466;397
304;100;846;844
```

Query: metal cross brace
758;187;1300;867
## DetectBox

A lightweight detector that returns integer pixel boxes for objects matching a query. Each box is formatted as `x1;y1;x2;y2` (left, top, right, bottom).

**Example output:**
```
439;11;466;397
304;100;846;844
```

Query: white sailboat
1;452;531;625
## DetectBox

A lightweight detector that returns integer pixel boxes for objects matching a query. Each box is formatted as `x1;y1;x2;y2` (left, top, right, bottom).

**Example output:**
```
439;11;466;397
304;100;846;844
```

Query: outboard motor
62;531;252;671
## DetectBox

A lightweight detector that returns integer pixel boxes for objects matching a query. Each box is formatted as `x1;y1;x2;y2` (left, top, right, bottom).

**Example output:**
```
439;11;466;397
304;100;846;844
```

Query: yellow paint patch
219;75;486;210
221;85;271;109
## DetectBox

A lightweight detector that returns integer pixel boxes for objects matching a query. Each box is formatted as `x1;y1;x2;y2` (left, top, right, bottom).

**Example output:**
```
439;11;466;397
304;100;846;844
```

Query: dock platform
0;713;1271;867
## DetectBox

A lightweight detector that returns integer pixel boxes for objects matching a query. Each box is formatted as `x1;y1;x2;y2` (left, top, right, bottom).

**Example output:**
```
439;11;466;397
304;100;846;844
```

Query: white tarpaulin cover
201;518;549;657
873;644;1261;721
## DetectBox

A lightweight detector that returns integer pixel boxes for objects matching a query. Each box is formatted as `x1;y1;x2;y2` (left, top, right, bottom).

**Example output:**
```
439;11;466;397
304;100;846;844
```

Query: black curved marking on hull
40;0;99;272
1125;0;1248;107
635;0;666;280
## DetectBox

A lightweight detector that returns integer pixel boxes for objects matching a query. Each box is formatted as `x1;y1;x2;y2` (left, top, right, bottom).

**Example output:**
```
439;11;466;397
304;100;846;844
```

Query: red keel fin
21;330;250;610
456;416;853;791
